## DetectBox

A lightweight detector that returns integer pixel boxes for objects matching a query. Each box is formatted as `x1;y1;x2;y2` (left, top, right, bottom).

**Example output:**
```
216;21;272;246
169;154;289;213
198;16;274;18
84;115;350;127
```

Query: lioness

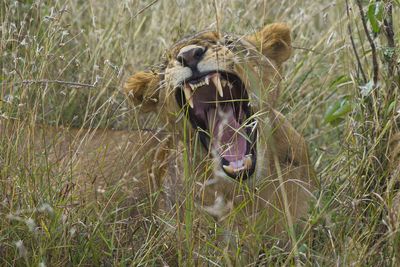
124;23;316;260
1;23;316;264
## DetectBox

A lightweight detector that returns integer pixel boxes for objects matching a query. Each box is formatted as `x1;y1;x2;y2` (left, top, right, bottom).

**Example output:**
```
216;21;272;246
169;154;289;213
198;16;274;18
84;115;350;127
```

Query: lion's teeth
189;80;207;90
184;85;194;108
205;76;209;85
221;80;227;88
212;75;224;97
228;81;233;89
222;165;234;175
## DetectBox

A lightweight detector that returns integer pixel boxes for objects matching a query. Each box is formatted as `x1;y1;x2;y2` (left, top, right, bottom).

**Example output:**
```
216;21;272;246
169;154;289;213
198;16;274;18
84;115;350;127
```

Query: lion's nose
176;45;206;69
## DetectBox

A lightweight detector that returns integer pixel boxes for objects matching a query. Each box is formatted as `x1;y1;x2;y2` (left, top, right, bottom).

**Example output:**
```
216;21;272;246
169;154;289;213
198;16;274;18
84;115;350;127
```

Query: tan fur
124;71;160;112
124;23;316;262
247;23;292;64
0;119;167;205
1;23;316;264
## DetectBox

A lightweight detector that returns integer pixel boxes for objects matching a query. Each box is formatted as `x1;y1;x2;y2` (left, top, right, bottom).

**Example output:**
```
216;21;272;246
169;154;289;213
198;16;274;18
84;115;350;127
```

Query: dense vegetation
1;0;399;265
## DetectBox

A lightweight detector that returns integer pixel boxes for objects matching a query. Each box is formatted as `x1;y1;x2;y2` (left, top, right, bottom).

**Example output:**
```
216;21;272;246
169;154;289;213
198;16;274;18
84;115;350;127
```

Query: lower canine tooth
223;165;234;175
212;75;224;97
183;86;194;108
244;156;252;169
221;80;227;88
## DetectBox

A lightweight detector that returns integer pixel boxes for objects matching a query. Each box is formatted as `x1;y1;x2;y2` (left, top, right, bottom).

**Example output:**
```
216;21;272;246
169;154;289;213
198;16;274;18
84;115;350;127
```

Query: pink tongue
207;106;246;163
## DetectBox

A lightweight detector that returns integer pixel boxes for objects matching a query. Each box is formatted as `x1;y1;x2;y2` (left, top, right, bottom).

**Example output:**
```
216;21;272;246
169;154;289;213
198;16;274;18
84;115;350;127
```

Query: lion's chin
175;71;257;180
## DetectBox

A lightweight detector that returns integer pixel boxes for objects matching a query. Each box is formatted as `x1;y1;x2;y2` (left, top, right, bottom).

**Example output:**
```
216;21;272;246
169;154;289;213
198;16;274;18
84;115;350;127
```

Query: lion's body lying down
0;119;167;202
2;23;317;264
123;23;317;262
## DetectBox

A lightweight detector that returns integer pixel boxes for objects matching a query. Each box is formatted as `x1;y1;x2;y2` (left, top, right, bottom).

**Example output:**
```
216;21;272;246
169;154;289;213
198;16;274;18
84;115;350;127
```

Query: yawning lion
124;23;316;261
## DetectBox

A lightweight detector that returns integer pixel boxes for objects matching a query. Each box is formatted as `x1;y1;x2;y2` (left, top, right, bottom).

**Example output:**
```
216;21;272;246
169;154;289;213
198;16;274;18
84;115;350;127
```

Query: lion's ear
124;71;160;112
247;23;292;64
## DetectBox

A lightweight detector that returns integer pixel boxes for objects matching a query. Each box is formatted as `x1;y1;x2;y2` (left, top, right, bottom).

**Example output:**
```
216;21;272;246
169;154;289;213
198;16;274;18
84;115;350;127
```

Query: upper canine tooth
184;85;194;108
244;156;252;170
212;75;224;97
189;83;195;90
223;165;234;175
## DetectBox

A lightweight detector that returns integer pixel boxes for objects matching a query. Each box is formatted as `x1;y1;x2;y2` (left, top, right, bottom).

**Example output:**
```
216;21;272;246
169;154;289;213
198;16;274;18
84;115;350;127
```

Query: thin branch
345;0;367;83
21;79;96;88
355;0;379;85
383;2;395;48
382;1;397;77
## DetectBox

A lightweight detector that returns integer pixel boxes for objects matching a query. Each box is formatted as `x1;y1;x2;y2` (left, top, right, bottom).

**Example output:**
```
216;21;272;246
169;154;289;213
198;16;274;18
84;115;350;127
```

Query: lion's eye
224;39;234;45
206;39;217;45
221;38;237;50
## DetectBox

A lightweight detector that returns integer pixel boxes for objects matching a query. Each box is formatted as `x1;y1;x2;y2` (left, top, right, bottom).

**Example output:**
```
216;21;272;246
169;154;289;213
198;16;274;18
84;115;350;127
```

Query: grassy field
1;0;399;266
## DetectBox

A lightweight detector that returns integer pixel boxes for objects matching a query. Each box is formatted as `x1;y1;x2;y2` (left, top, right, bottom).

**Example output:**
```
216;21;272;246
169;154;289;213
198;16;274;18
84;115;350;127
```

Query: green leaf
383;47;396;61
387;101;397;115
367;1;384;33
324;98;352;125
298;243;308;254
329;75;350;89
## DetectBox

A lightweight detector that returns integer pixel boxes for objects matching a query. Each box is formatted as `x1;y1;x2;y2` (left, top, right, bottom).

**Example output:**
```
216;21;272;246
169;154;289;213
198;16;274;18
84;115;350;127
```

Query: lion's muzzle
175;70;257;180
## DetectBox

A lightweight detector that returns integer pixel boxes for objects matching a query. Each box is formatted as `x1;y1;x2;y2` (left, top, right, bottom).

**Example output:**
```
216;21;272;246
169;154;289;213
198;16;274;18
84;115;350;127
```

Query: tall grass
1;0;399;265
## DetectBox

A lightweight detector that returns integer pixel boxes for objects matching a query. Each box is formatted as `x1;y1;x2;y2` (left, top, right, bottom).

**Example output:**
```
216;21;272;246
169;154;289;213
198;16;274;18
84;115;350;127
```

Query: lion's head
124;23;292;180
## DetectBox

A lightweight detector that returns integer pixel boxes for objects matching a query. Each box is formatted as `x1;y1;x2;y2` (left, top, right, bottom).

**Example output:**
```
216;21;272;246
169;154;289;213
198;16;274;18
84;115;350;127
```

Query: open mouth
175;71;257;180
